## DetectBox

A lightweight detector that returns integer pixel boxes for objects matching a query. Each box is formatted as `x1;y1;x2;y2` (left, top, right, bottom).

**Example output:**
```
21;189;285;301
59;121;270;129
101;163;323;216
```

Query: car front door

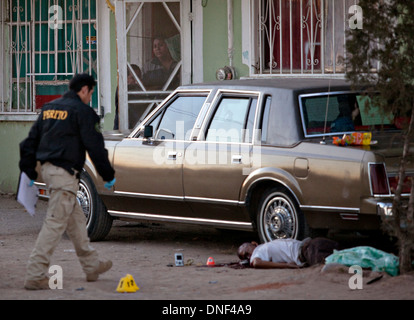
109;93;208;218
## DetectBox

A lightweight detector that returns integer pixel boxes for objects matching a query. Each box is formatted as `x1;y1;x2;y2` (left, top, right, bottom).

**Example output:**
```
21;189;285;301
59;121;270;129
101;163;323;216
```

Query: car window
244;97;258;143
206;96;257;143
260;96;271;144
150;95;207;140
300;93;397;137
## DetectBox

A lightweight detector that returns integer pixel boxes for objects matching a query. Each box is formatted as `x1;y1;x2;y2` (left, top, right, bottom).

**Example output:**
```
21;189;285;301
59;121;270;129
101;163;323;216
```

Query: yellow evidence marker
116;274;139;293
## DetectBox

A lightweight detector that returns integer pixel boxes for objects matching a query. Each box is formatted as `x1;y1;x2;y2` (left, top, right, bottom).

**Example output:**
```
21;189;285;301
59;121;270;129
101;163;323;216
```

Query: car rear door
183;91;260;222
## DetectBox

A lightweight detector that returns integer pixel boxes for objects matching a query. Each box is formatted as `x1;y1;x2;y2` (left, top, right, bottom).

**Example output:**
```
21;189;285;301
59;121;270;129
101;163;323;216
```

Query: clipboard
16;172;38;216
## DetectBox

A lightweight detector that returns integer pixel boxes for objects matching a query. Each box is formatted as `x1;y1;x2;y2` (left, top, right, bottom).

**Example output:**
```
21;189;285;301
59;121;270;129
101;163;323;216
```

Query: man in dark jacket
19;73;116;290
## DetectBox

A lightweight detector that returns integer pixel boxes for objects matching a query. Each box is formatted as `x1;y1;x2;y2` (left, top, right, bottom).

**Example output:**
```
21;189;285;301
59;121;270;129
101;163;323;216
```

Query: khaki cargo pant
25;162;100;281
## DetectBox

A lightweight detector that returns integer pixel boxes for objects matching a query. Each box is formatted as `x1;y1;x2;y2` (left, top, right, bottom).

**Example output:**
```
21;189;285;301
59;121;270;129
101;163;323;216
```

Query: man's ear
80;85;90;95
251;241;258;247
77;85;92;104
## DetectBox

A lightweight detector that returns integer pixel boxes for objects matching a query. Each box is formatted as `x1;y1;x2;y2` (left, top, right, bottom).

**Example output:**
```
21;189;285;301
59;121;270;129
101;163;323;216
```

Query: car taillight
388;175;413;194
370;163;390;195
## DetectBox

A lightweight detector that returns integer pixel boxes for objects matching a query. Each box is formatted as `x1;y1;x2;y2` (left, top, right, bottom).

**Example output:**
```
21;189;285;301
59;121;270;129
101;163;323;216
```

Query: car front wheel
77;171;113;241
257;187;307;242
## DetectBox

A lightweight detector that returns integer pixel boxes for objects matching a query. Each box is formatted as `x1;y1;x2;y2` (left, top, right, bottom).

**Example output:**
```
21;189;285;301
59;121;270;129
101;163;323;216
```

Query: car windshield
300;93;399;137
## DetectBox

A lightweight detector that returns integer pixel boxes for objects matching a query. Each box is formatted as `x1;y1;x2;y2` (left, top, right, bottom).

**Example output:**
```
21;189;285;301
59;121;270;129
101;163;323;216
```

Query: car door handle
168;151;178;160
232;155;242;164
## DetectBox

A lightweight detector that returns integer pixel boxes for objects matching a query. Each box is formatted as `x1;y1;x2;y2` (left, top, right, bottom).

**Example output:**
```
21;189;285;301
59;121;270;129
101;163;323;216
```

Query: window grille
253;0;361;77
1;0;98;114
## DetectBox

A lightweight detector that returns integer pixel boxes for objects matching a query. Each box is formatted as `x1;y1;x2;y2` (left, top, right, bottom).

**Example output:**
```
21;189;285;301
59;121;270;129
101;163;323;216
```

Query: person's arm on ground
251;258;300;269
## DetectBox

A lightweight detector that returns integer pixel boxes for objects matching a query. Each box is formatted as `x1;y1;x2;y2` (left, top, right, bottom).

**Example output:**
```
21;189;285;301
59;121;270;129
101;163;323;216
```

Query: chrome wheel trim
77;180;93;228
260;193;298;241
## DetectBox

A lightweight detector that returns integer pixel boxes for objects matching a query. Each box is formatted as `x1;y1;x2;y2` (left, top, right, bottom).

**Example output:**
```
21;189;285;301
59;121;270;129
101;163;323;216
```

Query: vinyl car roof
178;78;353;146
179;78;352;94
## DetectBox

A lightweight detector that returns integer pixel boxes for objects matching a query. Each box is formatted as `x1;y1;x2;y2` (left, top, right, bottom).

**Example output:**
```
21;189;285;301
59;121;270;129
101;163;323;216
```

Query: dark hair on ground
69;73;97;93
237;242;251;260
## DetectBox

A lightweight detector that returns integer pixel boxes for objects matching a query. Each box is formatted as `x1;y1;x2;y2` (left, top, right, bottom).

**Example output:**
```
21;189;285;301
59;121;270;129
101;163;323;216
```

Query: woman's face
153;39;170;59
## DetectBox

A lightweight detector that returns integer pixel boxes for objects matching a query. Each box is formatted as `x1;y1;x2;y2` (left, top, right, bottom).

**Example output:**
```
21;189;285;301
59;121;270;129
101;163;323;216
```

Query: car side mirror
144;125;153;139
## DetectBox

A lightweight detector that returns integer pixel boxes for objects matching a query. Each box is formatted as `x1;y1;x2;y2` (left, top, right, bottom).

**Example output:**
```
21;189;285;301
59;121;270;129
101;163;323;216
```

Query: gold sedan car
37;78;413;242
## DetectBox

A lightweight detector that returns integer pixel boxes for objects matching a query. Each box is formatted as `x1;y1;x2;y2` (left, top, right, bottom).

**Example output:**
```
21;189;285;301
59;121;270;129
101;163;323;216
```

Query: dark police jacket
19;90;115;182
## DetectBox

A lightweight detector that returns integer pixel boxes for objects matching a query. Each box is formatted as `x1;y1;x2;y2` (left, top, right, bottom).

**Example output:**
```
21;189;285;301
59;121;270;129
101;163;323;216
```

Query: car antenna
320;80;331;145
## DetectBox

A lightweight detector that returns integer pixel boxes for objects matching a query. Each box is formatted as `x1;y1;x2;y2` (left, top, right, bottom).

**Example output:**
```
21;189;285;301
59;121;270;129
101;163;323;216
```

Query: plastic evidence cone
206;257;215;266
116;274;139;293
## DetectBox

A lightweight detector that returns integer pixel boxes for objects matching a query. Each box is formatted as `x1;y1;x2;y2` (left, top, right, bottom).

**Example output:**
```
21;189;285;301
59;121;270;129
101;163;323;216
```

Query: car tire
77;171;113;241
257;187;308;242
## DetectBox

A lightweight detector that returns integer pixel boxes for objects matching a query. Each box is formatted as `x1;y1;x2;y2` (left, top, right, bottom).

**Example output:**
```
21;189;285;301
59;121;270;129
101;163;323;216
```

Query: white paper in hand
17;172;38;216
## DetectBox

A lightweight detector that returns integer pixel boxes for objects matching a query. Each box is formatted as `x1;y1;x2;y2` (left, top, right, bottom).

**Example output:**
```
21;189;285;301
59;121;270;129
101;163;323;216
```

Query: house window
253;0;361;76
0;0;98;115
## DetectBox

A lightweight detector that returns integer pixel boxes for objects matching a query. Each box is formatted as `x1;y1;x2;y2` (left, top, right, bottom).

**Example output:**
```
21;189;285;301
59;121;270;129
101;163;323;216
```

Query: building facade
0;0;359;193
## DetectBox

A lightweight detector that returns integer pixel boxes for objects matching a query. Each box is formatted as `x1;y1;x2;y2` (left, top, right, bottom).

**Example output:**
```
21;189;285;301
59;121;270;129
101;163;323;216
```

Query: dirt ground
0;193;413;301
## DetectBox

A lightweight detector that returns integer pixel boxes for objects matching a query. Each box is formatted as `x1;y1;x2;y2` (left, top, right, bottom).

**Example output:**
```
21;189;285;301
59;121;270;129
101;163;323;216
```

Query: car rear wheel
77;171;113;241
257;187;307;242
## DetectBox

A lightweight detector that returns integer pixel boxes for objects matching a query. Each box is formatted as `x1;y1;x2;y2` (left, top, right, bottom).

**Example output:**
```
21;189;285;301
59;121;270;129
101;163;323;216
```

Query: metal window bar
310;0;314;73
278;0;281;74
331;0;335;73
300;0;303;73
0;2;4;113
9;0;31;112
289;0;292;74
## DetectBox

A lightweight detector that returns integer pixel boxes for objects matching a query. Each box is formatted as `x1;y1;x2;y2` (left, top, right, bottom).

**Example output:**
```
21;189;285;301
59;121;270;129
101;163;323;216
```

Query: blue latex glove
28;180;35;187
104;178;116;190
